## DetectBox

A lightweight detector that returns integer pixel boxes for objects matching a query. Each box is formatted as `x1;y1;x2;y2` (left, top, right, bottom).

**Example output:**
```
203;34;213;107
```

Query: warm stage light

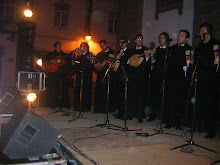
37;59;42;66
27;93;37;102
85;35;91;41
24;9;33;17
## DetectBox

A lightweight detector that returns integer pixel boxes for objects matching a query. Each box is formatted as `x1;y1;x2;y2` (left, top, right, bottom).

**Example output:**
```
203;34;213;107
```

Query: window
0;0;16;23
108;12;119;33
54;4;69;28
0;0;17;32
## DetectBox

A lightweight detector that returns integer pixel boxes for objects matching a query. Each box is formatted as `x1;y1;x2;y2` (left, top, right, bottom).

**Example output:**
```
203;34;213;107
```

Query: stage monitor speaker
0;104;60;159
0;88;26;111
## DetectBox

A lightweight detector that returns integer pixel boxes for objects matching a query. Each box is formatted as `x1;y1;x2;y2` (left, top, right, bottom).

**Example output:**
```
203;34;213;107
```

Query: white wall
142;0;194;47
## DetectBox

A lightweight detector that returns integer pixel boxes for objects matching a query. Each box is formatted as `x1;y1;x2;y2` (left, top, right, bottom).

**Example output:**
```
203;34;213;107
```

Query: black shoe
146;116;156;122
205;132;216;139
138;119;143;123
176;125;182;130
115;114;123;119
164;124;172;129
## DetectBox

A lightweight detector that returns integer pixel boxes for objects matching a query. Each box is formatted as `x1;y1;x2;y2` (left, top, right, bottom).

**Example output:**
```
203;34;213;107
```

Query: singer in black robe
164;30;193;129
72;42;95;112
194;23;219;139
148;32;170;122
111;38;131;119
93;40;115;113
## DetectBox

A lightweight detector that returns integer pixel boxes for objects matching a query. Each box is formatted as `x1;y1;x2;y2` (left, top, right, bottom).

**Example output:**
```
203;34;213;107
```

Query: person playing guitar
44;41;68;109
93;40;115;113
112;37;131;119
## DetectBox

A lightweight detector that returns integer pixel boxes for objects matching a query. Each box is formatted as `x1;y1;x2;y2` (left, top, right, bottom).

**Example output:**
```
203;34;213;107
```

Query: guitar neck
140;49;156;57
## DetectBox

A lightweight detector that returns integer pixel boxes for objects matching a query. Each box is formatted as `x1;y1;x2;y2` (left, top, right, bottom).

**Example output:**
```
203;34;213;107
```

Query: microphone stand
170;56;217;153
137;46;182;137
68;70;97;122
110;66;142;136
91;57;124;131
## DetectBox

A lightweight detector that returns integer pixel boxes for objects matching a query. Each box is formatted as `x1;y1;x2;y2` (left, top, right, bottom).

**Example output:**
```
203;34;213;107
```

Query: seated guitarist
127;34;151;123
44;41;66;109
93;40;115;113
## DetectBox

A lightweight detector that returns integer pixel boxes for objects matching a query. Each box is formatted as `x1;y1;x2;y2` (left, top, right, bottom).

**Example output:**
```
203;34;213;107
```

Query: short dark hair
54;41;61;47
200;22;213;34
179;29;190;39
135;34;143;40
99;40;107;45
119;37;128;43
81;42;89;50
159;32;170;44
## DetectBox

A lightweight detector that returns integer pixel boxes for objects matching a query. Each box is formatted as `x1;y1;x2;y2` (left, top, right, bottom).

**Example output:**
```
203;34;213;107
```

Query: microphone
183;66;188;77
167;38;173;44
195;33;209;38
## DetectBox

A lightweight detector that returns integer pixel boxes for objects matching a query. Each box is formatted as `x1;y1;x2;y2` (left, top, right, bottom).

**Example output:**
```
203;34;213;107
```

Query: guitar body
129;54;144;67
95;58;113;71
129;49;156;67
46;55;66;72
113;60;120;71
112;50;125;71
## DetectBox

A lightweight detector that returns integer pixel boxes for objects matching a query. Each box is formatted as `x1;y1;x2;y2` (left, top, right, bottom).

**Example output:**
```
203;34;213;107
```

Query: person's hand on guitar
116;54;121;60
129;56;135;63
144;51;150;59
102;60;107;65
76;48;82;56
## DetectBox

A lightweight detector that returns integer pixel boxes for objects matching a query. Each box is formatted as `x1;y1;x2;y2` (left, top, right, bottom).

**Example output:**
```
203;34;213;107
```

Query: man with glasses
127;34;151;123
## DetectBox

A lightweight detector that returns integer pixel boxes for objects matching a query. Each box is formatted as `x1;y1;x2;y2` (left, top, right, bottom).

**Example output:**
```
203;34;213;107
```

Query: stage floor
33;107;220;165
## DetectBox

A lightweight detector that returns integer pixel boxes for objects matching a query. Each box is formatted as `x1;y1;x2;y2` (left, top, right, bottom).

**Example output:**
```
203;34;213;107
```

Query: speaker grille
16;124;37;144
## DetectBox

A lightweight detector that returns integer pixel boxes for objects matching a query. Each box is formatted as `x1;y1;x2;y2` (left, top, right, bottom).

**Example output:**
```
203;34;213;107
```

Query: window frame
53;3;69;29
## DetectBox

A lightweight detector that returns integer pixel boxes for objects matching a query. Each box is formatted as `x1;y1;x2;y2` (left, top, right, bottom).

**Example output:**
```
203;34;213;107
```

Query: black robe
127;46;151;119
194;39;219;134
93;48;115;113
164;43;193;126
150;46;168;114
44;50;66;108
73;52;95;112
111;48;131;116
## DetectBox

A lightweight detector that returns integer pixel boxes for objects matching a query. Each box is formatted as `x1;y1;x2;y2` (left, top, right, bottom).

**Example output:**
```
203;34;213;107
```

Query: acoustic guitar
129;49;156;67
95;54;115;71
45;55;66;72
113;49;125;71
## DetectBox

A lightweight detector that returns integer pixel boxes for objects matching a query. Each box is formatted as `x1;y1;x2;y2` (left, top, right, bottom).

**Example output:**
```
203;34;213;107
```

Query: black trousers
127;80;147;119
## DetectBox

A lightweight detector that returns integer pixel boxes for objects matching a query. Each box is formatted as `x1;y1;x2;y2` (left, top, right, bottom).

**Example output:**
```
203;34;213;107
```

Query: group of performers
43;23;219;139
